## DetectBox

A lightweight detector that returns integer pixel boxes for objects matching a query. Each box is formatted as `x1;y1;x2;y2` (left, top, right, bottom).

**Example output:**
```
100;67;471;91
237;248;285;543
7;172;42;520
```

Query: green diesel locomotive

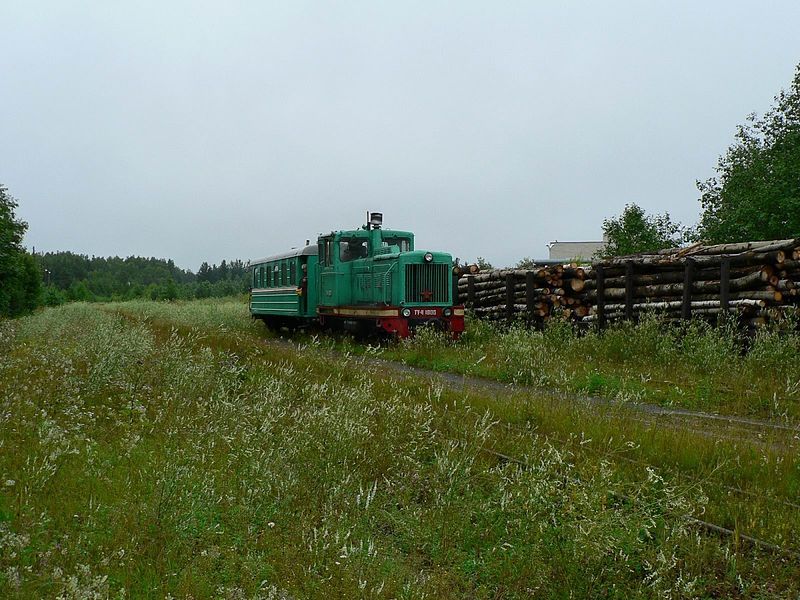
249;213;465;338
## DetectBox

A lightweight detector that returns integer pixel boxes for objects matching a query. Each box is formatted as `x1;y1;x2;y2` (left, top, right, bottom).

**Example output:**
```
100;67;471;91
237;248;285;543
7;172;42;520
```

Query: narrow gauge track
447;404;800;555
300;336;800;554
492;419;800;512
443;415;800;559
365;364;795;452
474;442;798;559
350;347;800;557
366;357;800;456
358;355;800;440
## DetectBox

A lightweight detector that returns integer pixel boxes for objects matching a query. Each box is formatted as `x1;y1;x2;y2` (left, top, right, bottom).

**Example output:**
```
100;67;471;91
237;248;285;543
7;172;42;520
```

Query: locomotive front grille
404;263;450;303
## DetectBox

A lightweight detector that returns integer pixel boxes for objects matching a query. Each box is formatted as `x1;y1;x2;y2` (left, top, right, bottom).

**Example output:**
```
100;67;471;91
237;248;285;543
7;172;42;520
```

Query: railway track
473;441;799;559
494;419;800;513
361;356;800;442
331;338;800;559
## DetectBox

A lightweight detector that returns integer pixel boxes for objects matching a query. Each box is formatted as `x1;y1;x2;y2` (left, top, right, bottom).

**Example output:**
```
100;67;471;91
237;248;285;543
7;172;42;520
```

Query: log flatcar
249;213;465;338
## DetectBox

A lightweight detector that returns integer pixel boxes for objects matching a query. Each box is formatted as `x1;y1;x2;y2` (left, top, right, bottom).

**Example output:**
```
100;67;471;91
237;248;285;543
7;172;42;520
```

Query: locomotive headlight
424;252;433;262
443;308;452;317
401;308;411;318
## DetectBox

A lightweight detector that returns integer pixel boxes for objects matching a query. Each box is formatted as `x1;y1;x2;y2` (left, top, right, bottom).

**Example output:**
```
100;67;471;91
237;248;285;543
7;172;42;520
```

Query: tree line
36;252;251;306
0;184;41;317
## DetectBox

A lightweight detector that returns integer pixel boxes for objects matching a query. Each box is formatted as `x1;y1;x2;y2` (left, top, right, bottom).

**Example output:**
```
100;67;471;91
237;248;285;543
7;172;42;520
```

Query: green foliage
42;285;67;307
697;63;800;243
514;256;537;269
38;251;194;293
67;280;94;302
475;256;493;270
600;203;685;257
196;258;246;283
37;251;249;303
0;185;26;260
0;184;41;317
163;278;178;301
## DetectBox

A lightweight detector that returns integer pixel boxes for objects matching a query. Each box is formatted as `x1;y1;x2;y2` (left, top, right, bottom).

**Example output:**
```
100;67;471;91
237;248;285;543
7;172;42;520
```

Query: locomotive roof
333;228;413;237
250;244;318;264
249;229;413;265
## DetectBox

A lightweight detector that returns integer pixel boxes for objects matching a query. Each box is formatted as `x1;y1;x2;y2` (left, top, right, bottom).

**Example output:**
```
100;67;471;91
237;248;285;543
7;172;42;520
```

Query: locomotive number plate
411;308;439;317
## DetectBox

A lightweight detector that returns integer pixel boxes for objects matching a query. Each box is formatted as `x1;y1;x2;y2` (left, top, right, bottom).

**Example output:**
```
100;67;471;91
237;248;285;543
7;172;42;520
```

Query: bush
42;284;67;307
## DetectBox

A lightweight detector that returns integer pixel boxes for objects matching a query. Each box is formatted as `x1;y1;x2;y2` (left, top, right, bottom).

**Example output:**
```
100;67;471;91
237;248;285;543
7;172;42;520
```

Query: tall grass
2;303;798;596
112;296;261;337
382;313;800;422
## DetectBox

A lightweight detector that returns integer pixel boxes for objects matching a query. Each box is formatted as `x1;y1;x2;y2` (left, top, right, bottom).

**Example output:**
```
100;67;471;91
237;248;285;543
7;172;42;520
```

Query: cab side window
290;261;297;285
382;237;411;252
340;238;368;262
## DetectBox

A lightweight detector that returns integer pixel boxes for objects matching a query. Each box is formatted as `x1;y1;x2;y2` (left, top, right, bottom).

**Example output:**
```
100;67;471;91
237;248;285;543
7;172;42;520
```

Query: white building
547;236;607;261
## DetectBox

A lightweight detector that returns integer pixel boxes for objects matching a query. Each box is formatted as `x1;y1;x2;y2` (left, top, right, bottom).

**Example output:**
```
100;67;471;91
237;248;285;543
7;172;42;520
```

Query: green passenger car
249;213;464;338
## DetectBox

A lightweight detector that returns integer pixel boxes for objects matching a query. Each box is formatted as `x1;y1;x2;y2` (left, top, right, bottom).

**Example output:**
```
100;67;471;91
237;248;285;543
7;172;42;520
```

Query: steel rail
474;445;799;559
365;356;800;437
491;419;800;512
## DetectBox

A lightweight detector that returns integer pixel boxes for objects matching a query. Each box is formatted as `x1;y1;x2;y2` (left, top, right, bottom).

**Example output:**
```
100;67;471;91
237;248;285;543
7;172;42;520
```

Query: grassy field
375;313;800;424
107;297;800;422
2;299;800;597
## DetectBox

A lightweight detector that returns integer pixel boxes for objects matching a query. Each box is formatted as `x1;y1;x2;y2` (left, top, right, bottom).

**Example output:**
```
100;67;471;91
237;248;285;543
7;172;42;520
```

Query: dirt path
350;355;799;449
367;356;799;432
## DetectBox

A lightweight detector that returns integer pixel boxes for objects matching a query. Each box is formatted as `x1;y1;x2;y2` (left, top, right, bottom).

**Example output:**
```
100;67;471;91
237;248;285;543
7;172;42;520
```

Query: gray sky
2;1;799;270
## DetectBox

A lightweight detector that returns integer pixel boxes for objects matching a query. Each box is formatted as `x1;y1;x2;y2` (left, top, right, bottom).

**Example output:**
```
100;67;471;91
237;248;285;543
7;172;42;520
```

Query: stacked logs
457;239;800;329
457;264;592;324
587;238;800;329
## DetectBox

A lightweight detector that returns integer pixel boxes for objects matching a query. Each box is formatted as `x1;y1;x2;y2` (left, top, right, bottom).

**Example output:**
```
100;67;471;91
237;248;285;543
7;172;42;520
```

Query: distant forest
36;251;250;306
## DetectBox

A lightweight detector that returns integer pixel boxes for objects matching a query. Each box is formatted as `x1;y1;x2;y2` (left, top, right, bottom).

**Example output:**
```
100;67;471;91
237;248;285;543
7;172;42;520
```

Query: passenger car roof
250;244;318;264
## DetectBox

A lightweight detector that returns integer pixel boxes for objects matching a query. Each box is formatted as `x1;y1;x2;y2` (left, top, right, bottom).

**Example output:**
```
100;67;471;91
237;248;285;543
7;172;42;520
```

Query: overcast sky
2;1;799;270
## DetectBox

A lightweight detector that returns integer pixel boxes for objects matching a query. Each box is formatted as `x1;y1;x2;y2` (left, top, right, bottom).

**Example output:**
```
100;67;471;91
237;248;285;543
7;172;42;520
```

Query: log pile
588;238;800;329
456;264;592;324
457;239;800;330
